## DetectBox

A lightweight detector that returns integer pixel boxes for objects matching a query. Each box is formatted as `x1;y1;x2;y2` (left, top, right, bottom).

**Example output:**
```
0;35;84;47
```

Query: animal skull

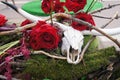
61;29;84;64
53;22;84;64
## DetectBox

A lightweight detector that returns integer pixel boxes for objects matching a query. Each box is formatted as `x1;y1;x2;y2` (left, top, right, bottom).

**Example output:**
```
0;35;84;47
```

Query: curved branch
33;50;67;60
53;13;120;48
77;36;96;63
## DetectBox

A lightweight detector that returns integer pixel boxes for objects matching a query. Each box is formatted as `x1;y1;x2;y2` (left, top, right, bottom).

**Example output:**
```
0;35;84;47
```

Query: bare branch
53;13;120;48
90;3;120;14
33;50;67;60
92;15;120;19
93;15;112;19
101;11;118;28
0;22;36;36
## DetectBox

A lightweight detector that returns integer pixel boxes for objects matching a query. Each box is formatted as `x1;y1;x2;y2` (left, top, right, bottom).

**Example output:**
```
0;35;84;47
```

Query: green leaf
84;0;103;12
0;40;19;56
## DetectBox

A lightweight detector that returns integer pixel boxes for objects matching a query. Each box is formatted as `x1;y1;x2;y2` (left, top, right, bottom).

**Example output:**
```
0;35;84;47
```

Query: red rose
21;19;32;26
65;0;86;12
29;21;60;50
41;0;65;14
71;12;95;31
0;14;7;26
41;0;53;14
54;1;65;13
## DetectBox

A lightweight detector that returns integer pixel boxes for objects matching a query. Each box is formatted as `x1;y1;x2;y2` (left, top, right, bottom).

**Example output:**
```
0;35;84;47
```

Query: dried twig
0;22;36;36
101;11;118;28
92;15;112;19
53;13;120;48
33;50;67;60
90;3;120;14
92;15;120;19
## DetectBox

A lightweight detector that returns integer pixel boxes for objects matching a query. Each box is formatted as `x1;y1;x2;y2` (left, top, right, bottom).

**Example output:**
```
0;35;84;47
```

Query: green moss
23;47;116;80
83;35;99;52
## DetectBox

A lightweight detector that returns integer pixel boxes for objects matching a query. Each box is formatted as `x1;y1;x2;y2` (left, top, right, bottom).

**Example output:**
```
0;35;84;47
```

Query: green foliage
0;34;21;46
83;35;99;52
23;47;116;80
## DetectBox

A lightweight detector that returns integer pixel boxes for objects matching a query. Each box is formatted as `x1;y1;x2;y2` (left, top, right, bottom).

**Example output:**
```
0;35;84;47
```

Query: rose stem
50;1;53;25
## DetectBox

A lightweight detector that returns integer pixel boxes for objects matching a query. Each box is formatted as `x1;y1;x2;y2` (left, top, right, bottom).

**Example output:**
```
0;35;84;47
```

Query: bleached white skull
53;22;84;64
61;28;84;64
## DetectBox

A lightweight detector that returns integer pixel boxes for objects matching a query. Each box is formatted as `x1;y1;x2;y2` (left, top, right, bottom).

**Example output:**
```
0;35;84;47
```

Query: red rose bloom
29;21;60;50
41;0;53;14
54;0;65;13
0;14;7;26
41;0;65;13
71;12;95;31
65;0;86;12
21;19;32;26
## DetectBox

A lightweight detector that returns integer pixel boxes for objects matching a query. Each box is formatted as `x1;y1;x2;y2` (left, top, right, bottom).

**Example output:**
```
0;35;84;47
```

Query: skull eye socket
70;46;74;53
